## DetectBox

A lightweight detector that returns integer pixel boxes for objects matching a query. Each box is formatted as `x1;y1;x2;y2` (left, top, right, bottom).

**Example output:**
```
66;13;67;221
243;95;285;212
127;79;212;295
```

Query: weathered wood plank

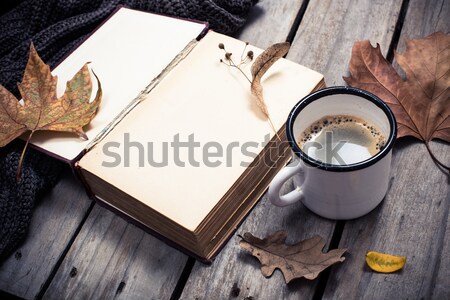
236;0;306;48
181;0;403;298
289;0;402;85
323;0;450;298
396;8;450;294
0;168;92;299
44;204;188;299
396;0;449;47
431;194;450;299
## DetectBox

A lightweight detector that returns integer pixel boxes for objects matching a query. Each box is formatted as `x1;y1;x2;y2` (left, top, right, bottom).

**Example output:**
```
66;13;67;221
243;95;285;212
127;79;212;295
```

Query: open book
31;7;324;261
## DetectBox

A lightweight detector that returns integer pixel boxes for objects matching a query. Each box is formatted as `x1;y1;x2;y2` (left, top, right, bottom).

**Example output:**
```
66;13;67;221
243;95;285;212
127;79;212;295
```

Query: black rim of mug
286;86;397;172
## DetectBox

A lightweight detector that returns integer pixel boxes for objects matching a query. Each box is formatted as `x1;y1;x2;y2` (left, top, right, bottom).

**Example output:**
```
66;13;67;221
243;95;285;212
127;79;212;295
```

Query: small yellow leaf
366;251;406;273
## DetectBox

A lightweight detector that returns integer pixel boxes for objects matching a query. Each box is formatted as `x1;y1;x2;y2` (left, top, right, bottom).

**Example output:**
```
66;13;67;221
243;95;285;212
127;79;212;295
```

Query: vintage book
30;7;324;261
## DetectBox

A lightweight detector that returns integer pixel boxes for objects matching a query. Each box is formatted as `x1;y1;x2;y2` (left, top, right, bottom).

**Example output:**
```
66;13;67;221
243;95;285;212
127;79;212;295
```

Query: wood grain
323;1;450;298
236;0;306;48
395;0;449;46
289;0;403;85
0;168;92;299
430;192;450;299
43;204;188;299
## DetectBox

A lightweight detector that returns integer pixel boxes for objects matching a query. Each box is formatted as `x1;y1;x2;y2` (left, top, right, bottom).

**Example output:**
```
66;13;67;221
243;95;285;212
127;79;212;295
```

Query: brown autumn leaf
0;43;102;179
239;231;346;283
344;32;449;169
250;42;290;119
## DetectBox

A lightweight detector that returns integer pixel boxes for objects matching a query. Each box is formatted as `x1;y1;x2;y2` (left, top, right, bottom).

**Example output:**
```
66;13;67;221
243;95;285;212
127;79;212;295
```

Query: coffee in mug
297;115;387;165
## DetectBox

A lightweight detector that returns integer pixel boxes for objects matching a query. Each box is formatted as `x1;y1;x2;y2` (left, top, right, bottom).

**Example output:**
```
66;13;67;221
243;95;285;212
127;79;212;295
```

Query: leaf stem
425;141;450;173
16;130;34;182
239;42;249;66
228;57;252;84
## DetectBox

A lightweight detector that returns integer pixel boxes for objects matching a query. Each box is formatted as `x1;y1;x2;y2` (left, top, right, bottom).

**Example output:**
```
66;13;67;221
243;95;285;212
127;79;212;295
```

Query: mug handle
268;161;305;206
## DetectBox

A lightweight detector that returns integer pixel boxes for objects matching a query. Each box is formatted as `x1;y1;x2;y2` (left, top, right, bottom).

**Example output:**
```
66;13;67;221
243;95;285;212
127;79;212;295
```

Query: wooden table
1;0;449;299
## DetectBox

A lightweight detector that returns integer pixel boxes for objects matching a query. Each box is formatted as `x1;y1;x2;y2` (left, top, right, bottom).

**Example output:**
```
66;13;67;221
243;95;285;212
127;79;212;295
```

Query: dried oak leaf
344;32;450;144
250;42;290;118
239;231;346;283
0;43;102;178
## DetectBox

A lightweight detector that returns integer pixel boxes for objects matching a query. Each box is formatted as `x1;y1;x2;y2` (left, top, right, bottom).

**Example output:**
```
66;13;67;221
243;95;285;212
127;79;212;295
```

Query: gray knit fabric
0;0;257;263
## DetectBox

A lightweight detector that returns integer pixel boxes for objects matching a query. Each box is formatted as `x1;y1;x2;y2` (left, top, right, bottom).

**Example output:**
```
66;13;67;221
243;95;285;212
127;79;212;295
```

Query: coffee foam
297;115;387;164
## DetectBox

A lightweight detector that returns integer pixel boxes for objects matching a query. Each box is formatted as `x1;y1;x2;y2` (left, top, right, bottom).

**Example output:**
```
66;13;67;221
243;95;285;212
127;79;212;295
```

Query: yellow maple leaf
0;43;102;180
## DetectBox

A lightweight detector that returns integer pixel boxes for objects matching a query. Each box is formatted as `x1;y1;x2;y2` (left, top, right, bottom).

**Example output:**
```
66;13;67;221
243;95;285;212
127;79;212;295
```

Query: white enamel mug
268;87;397;220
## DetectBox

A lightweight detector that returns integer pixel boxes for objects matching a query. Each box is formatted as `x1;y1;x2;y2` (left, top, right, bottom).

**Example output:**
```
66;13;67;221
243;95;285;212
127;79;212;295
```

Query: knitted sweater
0;0;257;263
